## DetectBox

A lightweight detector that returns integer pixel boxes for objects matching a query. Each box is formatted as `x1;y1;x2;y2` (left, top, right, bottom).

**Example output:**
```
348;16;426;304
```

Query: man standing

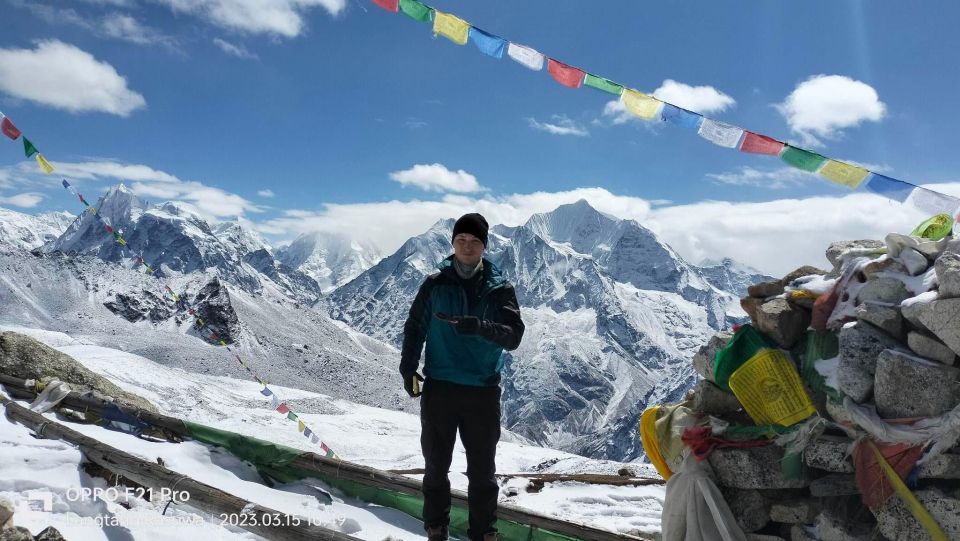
400;213;525;541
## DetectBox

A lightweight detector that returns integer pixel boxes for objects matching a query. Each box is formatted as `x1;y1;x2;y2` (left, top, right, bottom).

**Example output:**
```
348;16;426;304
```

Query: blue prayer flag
62;179;70;188
469;27;506;59
661;104;703;129
865;174;913;203
260;387;272;396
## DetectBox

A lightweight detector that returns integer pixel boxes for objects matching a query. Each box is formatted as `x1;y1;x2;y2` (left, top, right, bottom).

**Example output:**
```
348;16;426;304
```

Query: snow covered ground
0;326;665;540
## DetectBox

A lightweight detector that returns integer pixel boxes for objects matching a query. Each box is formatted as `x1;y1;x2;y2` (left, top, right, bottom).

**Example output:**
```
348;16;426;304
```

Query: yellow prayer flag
433;11;470;45
621;89;662;120
36;153;55;174
297;420;306;432
819;160;870;189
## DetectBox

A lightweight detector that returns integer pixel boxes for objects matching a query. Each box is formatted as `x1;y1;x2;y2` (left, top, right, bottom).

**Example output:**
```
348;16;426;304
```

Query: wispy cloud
405;117;427;130
0;40;146;116
12;3;180;51
154;0;347;38
257;189;275;198
213;38;259;60
777;74;887;148
389;163;484;193
707;166;815;189
527;115;589;137
0;192;44;208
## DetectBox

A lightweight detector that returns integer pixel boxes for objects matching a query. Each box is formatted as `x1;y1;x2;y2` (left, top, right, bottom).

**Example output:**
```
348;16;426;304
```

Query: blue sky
1;0;959;274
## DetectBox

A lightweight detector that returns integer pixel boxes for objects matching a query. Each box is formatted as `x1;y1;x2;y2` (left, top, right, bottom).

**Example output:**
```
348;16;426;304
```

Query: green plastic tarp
183;422;581;541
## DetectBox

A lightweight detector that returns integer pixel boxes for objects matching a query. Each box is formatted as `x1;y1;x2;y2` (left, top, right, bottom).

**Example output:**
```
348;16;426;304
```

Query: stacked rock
683;231;960;541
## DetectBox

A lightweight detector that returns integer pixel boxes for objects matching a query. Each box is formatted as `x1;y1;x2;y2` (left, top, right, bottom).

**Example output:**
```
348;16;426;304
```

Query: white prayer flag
698;119;744;148
908;187;960;216
507;42;544;71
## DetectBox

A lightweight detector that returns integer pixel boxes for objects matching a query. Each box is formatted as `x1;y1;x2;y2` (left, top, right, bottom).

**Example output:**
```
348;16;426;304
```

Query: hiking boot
426;524;448;541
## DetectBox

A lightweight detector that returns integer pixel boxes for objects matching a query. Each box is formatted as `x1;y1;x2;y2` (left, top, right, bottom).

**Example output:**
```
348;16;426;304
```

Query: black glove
453;316;481;335
403;372;424;397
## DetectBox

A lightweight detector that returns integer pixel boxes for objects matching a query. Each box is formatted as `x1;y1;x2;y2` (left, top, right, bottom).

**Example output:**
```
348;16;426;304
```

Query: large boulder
755;298;810;348
747;280;785;299
0;332;157;413
781;266;828;286
854;302;903;340
825;240;886;268
907;331;957;365
837;321;900;403
906;298;960;357
691;331;732;383
936;250;960;299
874;349;960;419
855;277;911;305
875;487;960;541
708;445;808;489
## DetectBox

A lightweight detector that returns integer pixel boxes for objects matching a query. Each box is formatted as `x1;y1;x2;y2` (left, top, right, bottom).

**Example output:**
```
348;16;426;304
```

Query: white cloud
213;38;258;59
252;183;960;277
777;74;886;147
600;99;636;126
257;189;275;198
599;79;734;126
527;115;589;137
156;0;347;37
0;192;44;208
653;79;736;114
389;164;484;193
405;117;427;129
0;40;145;116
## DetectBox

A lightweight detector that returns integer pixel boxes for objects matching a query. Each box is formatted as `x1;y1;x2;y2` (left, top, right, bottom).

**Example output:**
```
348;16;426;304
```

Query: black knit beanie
452;213;489;246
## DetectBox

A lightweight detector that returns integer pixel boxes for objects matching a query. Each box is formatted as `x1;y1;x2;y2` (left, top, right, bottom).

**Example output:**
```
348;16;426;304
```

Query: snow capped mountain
43;184;321;303
0;207;74;251
698;257;772;299
213;216;272;257
328;200;762;461
277;231;382;293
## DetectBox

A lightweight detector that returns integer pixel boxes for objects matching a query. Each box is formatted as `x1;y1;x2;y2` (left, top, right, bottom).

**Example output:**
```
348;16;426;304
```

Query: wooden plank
1;397;361;541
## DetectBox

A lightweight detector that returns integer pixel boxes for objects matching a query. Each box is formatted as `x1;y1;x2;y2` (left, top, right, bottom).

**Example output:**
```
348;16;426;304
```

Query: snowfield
0;327;666;540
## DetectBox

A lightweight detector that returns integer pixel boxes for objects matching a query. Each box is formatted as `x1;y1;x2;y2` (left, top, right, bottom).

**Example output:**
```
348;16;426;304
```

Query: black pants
421;379;501;540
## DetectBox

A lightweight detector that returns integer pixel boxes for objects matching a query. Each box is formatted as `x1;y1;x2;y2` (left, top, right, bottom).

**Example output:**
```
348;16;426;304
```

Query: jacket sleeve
479;284;525;351
400;278;433;376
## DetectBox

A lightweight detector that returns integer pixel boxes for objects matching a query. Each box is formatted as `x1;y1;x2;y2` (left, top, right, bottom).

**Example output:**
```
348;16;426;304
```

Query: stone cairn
684;232;960;541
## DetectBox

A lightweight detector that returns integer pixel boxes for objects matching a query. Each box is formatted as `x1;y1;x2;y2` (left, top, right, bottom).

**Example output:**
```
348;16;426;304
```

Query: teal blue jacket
400;256;524;387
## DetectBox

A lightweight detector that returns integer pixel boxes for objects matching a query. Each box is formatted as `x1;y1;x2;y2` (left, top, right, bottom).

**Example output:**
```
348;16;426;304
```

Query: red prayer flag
853;439;923;510
276;403;290;414
740;131;785;155
546;59;585;89
372;0;399;11
1;117;21;140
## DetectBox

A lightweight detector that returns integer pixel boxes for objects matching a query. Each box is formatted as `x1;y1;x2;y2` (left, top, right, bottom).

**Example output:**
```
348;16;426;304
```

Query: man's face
453;233;484;266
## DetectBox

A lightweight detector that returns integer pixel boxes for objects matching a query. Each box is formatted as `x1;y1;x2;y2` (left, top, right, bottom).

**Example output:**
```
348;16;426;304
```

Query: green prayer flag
23;137;38;158
781;146;826;172
287;411;298;421
583;73;623;96
399;0;432;22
